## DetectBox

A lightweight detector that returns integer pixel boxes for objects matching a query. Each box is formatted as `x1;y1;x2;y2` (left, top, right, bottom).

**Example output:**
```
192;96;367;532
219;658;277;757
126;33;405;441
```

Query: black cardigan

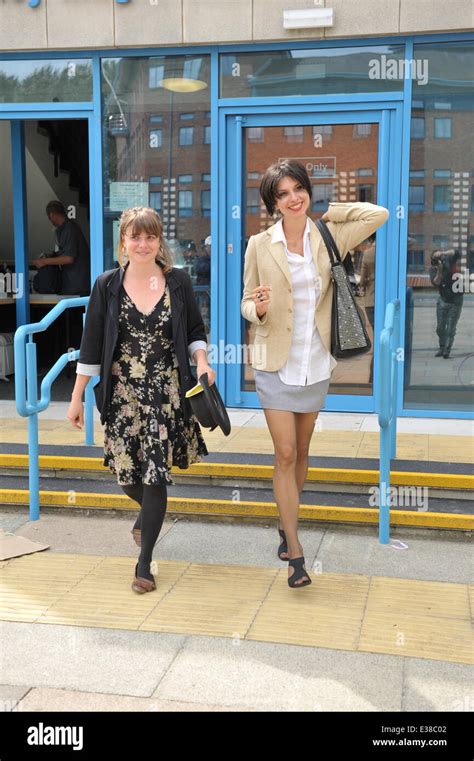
77;263;207;424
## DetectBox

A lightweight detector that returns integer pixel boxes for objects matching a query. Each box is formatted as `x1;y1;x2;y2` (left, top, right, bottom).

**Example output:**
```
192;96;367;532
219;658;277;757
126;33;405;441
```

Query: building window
407;250;424;272
203;125;211;144
432;235;450;249
434;118;452;138
180;113;194;120
312;125;333;137
283;126;304;143
149;129;163;148
149;191;162;211
178;174;193;184
312;184;335;211
247;172;261;180
354;124;372;137
408;186;425;211
404;40;474;411
357;168;373;177
150;115;163;123
409;170;425;179
410;117;425;139
247;127;264;143
149;65;165;89
179;127;194;146
149;176;162;185
358;184;374;203
201;190;211;217
178;190;193;217
433;186;450;212
201;173;211;182
246;187;261;214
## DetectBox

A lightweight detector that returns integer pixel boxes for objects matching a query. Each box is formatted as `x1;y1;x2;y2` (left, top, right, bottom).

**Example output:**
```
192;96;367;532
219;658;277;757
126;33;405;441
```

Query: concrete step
0;452;473;500
1;475;473;532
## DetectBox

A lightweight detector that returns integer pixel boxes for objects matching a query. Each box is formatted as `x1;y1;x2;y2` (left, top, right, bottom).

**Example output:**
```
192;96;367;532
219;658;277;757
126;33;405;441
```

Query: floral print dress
103;282;208;486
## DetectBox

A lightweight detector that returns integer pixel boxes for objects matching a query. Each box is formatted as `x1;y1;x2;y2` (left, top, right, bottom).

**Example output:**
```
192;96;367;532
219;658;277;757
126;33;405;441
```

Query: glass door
224;108;398;413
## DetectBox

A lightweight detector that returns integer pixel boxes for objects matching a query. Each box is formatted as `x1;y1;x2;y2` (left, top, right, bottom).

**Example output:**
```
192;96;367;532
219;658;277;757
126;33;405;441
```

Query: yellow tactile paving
365;577;471;620
1;419;473;464
1;552;472;664
140;563;277;637
359;613;473;664
246;571;370;650
40;558;190;629
0;552;101;623
428;436;474;464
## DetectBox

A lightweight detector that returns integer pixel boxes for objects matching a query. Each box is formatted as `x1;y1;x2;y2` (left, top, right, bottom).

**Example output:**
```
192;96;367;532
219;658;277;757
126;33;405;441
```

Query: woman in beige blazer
241;159;389;588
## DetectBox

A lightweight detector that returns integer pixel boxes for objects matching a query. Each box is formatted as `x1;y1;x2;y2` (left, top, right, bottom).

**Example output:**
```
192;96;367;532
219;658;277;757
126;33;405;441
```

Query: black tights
121;482;167;581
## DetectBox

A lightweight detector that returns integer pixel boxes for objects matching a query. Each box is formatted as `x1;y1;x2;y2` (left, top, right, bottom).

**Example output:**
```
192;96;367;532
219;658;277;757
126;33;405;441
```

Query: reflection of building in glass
245;123;379;236
102;56;211;276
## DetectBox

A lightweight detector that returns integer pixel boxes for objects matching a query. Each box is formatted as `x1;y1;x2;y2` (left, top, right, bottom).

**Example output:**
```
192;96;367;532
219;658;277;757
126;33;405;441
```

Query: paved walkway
1;405;472;712
0;512;472;712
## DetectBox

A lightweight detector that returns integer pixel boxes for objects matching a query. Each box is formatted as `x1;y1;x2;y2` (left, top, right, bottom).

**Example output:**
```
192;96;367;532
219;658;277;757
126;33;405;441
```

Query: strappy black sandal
277;528;289;561
288;557;312;588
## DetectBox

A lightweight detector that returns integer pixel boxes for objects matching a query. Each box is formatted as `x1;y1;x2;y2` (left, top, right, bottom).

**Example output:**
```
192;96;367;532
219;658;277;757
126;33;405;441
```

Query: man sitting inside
32;200;90;296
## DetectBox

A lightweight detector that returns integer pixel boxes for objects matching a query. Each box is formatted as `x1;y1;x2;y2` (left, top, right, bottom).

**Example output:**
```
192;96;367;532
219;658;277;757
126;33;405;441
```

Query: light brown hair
117;206;173;273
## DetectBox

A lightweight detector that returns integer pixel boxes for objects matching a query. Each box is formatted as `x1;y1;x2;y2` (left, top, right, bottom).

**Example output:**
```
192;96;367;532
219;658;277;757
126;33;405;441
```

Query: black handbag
316;218;371;358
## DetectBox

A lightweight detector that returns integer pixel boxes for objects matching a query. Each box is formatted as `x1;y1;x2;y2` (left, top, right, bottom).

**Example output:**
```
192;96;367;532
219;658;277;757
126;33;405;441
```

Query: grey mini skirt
254;370;331;413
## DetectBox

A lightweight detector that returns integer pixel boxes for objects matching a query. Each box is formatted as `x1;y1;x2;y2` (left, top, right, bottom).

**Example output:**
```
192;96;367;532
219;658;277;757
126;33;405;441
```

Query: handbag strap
316;218;342;265
316;217;356;281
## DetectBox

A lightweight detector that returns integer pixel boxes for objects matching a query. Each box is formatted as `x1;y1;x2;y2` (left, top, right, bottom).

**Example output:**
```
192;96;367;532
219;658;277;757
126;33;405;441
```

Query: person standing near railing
67;206;214;593
241;159;389;588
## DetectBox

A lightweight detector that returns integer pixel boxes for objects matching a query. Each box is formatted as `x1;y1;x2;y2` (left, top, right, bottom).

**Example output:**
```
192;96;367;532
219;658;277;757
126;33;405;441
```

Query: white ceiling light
283;8;334;29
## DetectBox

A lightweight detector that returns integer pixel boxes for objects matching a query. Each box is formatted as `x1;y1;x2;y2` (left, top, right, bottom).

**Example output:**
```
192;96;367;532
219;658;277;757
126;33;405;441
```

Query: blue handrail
14;297;95;521
376;298;401;544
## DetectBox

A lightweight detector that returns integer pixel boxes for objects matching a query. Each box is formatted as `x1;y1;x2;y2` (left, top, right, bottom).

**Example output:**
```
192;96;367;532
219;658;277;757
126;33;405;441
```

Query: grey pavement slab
152;635;405;712
0;622;186;698
3;510;325;569
0;684;31;713
403;659;474;712
5;511;472;583
14;687;254;712
314;525;473;583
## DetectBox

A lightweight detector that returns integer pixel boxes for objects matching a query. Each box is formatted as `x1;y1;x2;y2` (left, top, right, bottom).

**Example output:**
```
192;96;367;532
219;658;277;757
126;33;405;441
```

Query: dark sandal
288;557;312;588
131;563;156;594
131;528;141;547
277;528;289;561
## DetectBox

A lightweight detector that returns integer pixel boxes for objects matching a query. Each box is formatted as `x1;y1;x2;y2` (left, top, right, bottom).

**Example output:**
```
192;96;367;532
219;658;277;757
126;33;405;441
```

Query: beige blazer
241;202;389;371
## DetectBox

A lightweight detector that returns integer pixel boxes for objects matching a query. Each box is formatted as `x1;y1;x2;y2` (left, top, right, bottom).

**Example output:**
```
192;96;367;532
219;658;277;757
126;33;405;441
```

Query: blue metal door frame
221;101;401;415
0;99;103;327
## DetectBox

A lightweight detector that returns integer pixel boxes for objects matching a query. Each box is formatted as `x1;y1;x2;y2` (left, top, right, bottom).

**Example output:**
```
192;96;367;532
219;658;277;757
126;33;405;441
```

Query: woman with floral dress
67;207;214;593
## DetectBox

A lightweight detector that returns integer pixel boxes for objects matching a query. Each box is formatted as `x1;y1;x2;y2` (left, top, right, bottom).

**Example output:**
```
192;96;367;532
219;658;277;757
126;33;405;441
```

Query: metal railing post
377;299;400;545
15;297;92;519
26;338;40;521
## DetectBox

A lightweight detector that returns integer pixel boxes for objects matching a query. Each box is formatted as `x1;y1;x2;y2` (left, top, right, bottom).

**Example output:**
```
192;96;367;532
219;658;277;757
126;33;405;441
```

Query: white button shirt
272;218;337;386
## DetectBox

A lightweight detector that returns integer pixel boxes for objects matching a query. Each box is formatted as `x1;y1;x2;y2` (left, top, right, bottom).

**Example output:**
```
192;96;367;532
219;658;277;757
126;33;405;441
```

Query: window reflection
241;123;379;397
101;55;211;336
220;46;405;98
0;59;92;103
404;42;474;411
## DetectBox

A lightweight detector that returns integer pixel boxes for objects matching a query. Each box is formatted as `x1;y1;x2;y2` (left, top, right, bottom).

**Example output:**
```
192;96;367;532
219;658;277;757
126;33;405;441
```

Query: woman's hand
197;361;216;386
321;211;330;222
67;398;84;430
251;285;271;317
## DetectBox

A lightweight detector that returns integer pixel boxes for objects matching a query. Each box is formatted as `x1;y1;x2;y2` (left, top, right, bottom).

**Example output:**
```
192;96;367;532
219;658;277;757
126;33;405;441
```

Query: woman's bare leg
295;412;319;495
263;408;309;585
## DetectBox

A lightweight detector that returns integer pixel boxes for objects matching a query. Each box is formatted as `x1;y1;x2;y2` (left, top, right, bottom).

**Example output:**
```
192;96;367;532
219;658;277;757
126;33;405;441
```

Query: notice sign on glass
283;156;337;178
109;182;149;211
